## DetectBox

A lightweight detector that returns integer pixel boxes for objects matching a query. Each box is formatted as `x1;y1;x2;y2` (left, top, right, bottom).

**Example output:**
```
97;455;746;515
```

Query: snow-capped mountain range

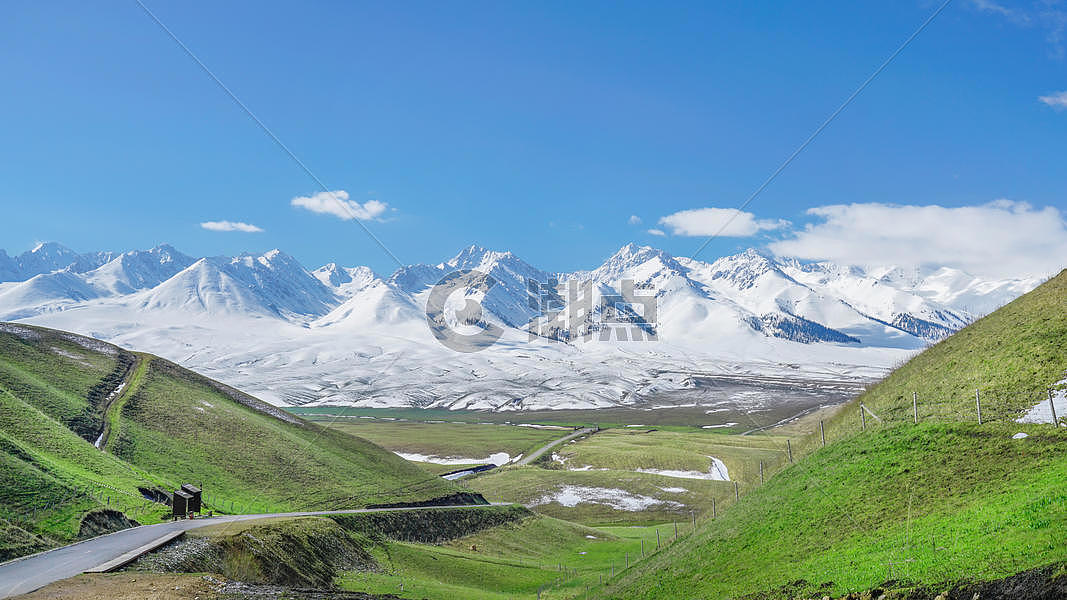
0;241;1043;410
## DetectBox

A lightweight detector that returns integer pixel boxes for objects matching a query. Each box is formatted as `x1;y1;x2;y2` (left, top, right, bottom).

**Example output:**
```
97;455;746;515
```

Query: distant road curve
516;427;596;466
0;502;511;599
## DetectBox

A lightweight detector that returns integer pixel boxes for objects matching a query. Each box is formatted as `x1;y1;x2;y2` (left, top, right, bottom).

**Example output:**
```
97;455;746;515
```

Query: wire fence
572;385;1066;598
863;389;1064;427
5;386;1062;597
2;478;168;532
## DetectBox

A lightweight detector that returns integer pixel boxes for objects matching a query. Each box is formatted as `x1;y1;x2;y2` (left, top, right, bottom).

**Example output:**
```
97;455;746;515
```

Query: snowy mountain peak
313;263;379;297
611;243;668;262
705;248;787;289
85;245;196;295
388;263;447;294
443;244;527;273
0;241;1043;353
440;244;548;289
589;243;688;285
22;242;80;270
261;248;285;261
134;249;336;319
30;241;74;255
11;242;113;280
242;248;297;269
143;244;186;263
313;263;350;286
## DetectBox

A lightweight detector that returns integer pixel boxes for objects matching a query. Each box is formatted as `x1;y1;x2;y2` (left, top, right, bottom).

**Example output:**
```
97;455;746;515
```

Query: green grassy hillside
108;356;455;510
832;269;1067;429
0;323;459;560
338;514;660;600
595;271;1067;599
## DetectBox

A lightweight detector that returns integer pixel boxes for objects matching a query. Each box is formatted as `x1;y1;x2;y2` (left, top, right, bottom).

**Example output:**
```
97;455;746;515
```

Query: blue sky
1;1;1066;277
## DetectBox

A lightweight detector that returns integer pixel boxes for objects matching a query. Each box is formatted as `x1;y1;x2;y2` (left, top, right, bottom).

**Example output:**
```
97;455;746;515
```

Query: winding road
0;503;510;599
516;427;596;466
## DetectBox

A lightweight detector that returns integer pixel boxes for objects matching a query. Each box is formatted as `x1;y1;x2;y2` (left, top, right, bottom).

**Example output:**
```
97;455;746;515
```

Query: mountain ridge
0;241;1047;411
0;241;1039;346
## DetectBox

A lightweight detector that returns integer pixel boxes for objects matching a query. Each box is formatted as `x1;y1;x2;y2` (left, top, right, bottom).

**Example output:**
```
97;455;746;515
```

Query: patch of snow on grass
529;485;683;511
0;323;40;340
658;486;688;493
701;422;739;429
1016;381;1066;426
634;456;729;481
709;456;729;480
487;452;511;466
394;451;511;466
50;346;90;365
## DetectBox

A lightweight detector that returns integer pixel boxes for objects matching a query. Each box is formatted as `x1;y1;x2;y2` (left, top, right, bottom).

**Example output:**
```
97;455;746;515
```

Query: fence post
787;440;793;463
674;521;678;540
734;481;739;501
860;406;866;431
913;392;919;424
712;497;716;518
820;420;825;446
975;389;982;425
641;538;645;557
1050;388;1060;427
759;460;764;484
656;528;660;550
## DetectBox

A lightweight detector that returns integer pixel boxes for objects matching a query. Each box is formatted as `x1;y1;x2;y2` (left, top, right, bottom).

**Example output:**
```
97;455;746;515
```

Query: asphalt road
516;427;595;465
0;503;509;599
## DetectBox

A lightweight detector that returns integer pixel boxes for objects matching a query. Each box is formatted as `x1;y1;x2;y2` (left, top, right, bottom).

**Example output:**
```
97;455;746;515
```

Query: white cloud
1039;91;1067;109
200;220;263;233
628;215;642;225
970;0;1027;22
291;190;388;221
658;207;789;237
769;201;1067;278
647;228;666;236
968;0;1066;57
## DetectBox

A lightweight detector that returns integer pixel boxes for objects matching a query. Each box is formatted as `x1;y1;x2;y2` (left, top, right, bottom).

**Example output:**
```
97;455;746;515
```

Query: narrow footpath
93;355;148;450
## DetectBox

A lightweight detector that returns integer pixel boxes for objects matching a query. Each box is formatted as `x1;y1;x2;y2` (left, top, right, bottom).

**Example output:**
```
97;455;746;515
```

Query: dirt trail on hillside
93;355;147;450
